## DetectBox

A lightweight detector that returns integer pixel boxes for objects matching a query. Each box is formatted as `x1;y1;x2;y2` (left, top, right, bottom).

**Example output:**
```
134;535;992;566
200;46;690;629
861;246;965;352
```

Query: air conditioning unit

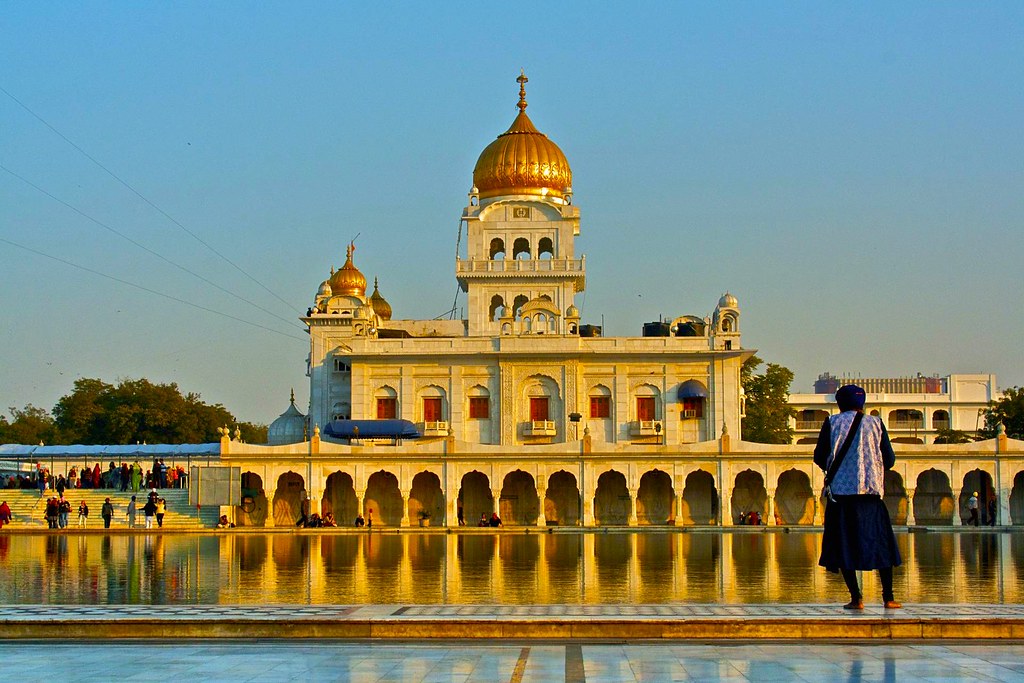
682;409;698;419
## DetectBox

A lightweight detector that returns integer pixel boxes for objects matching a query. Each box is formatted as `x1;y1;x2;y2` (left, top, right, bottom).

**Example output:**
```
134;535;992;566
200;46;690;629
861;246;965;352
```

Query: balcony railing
889;420;924;429
630;420;663;436
525;420;557;437
422;421;449;436
796;420;824;430
456;258;584;274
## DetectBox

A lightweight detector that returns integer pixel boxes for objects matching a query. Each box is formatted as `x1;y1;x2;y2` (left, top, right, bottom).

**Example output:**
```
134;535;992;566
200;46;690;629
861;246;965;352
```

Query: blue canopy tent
322;419;421;441
677;380;709;400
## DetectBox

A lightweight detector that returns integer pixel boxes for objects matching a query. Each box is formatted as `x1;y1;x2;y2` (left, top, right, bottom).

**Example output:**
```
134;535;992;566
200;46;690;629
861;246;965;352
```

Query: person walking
815;384;902;610
142;497;157;529
0;500;12;529
127;495;137;528
101;498;114;529
156;498;166;528
58;497;71;529
77;501;89;528
968;492;980;527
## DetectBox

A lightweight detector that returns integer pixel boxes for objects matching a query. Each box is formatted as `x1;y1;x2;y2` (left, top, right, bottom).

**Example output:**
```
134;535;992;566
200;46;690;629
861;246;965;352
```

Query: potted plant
418;510;431;527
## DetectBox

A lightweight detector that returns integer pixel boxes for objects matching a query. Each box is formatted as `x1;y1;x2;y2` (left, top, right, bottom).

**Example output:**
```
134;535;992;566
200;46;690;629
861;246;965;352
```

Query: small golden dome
472;71;572;201
369;277;392;320
330;243;366;297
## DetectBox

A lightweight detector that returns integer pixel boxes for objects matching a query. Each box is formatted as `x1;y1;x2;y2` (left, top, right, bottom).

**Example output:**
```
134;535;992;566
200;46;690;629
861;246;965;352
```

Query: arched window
932;410;950;429
589;384;612;419
332;401;350;421
513;295;529;318
489;295;505;322
634;384;660;422
513;237;531;260
375;386;398;419
418;385;446;424
489;238;505;260
538;237;554;259
523;316;532;332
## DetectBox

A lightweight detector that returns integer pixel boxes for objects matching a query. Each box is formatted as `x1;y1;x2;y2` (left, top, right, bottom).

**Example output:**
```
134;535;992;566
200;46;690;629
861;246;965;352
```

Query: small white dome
267;392;306;446
317;280;332;297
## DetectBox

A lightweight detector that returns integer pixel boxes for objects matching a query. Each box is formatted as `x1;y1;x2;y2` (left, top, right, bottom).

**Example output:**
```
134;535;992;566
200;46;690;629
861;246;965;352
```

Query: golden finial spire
346;242;355;260
290;388;295;405
516;69;528;112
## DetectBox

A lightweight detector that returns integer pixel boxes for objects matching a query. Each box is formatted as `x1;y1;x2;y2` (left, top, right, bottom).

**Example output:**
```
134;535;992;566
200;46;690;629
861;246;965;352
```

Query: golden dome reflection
329;243;366;297
472;70;572;201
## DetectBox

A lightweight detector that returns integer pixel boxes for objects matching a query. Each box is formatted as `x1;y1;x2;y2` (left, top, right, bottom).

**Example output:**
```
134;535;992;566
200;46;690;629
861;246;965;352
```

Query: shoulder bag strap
824;412;864;487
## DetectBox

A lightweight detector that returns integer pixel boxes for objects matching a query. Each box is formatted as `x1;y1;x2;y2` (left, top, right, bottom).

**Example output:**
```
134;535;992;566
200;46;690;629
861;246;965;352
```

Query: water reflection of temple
1;533;1021;606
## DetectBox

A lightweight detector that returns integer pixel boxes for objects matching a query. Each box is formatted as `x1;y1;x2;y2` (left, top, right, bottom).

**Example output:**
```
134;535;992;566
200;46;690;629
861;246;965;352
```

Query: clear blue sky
2;2;1021;426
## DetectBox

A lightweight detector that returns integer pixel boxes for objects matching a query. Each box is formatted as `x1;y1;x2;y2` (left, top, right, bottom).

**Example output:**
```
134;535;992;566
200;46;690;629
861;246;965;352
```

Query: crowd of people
35;489;169;530
4;459;189;494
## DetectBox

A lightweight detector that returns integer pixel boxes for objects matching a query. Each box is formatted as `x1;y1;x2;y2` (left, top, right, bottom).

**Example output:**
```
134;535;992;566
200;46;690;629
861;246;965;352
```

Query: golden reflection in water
0;531;1022;605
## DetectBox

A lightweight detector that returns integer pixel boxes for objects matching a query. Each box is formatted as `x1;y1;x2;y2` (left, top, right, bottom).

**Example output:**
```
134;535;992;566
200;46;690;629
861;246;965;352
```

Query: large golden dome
472;71;572;201
329;243;366;297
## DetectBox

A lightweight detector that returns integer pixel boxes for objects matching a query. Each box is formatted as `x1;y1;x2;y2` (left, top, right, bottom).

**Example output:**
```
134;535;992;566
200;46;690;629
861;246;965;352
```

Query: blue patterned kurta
813;412;895;495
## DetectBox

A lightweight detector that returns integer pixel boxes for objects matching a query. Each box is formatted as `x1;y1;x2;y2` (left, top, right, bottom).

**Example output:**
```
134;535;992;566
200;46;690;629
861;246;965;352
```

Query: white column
953;487;963;526
628;486;638;527
766;488;777;525
400;488;411;527
906;488;916;526
536;484;547;527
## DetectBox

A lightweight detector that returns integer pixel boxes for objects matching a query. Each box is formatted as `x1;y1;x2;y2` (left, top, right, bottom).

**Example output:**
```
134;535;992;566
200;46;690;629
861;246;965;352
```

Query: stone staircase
0;489;221;529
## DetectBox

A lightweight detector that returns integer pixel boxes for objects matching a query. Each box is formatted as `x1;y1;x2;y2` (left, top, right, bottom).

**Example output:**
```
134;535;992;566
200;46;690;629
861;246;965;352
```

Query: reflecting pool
0;531;1020;605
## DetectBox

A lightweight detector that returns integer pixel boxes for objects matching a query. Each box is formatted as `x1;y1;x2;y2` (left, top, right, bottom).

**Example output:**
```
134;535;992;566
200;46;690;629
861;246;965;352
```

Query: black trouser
103;516;111;529
970;509;979;526
841;567;894;602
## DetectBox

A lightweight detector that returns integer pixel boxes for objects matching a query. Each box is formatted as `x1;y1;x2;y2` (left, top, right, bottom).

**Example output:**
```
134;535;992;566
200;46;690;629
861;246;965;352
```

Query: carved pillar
628;486;638;527
492;488;502;520
813;495;824;526
766;488;777;525
355;489;366;520
953;487;963;526
536;484;547;527
582;469;595;527
675;491;684;526
906;488;916;526
400;488;411;527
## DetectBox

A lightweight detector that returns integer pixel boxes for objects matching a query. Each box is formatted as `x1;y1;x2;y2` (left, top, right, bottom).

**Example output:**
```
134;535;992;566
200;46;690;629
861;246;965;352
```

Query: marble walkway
1;640;1024;681
2;603;1024;640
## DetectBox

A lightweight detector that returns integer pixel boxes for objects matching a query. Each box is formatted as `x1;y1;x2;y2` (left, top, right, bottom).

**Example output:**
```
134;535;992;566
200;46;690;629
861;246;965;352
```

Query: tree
0;405;58;445
741;355;796;444
51;377;267;445
933;428;976;444
979;386;1024;440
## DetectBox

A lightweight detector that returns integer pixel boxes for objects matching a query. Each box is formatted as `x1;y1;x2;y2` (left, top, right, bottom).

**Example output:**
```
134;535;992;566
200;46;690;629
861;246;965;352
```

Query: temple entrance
914;469;954;525
272;471;305;527
883;470;908;525
500;470;539;525
594;470;629;525
410;471;445;525
637;469;674;525
731;470;767;524
237;471;268;527
459;471;493;526
958;469;994;525
365;470;402;526
545;470;580;526
681;469;717;524
775;469;813;525
322;471;358;525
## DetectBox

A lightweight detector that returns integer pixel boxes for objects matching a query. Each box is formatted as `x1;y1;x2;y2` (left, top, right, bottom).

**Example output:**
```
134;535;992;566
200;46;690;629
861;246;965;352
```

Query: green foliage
979;386;1024;440
741;355;796;444
933;428;975;444
0;377;268;446
0;405;58;446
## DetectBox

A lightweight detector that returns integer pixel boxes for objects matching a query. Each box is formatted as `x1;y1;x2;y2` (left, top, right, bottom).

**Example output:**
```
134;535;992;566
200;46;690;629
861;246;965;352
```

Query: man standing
143;497;157;529
968;491;980;527
127;495;137;528
101;498;114;529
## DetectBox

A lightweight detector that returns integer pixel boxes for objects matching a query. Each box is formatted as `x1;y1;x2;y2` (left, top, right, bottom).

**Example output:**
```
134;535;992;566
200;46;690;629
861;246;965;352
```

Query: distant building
789;373;998;445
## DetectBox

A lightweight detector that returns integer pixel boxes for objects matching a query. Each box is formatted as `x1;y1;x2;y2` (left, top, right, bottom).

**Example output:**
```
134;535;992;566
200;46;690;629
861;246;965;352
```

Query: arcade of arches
229;457;1024;528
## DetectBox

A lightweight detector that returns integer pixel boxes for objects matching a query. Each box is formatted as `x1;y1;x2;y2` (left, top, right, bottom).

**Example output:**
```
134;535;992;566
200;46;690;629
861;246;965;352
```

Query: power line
0;236;308;343
0;162;305;334
0;84;300;315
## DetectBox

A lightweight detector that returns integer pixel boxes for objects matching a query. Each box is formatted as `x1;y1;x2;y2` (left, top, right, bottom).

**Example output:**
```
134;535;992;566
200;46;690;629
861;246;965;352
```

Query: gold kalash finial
517;69;528;112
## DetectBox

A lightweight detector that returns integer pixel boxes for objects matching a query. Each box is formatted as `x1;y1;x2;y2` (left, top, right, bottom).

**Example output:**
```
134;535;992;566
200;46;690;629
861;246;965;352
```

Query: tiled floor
1;640;1024;681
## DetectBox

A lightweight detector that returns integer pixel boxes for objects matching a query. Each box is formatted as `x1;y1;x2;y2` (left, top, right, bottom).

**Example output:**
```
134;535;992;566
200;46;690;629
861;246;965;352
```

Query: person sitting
478;513;489;527
322;512;336;527
488;512;503;527
216;514;235;529
354;513;365;527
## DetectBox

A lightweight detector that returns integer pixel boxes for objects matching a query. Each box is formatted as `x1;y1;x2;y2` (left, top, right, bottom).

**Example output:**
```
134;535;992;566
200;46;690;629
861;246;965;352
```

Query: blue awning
677;380;708;400
323;419;421;440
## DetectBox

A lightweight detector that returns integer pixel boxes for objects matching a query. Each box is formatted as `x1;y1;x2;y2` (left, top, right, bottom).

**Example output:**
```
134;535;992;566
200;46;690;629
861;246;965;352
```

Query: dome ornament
517;69;528;113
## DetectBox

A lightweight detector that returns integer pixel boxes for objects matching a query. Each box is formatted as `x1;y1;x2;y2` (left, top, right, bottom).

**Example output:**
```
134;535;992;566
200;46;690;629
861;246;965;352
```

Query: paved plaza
1;640;1024;681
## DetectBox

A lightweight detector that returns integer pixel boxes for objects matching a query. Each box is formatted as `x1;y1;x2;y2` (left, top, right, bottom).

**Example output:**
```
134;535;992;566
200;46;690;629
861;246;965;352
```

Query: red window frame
376;398;397;419
529;397;549;422
637;396;656;421
423;397;442;422
590;396;610;419
681;397;703;418
468;397;489;419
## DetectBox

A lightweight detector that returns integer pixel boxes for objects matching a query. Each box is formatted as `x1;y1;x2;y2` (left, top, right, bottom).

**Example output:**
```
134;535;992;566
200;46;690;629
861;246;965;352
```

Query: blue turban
835;384;866;412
